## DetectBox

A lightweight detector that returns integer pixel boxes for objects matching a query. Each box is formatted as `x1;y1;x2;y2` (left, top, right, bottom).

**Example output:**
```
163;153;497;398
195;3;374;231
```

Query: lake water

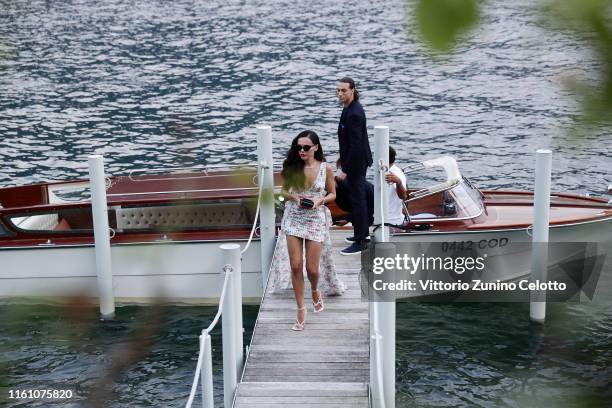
0;0;611;406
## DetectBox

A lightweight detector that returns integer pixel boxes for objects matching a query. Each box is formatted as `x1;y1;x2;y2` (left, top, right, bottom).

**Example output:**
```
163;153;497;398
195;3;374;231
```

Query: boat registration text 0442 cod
441;238;509;252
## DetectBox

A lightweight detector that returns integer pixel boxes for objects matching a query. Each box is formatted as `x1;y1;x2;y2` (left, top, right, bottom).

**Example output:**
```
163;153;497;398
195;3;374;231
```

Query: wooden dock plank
233;230;370;407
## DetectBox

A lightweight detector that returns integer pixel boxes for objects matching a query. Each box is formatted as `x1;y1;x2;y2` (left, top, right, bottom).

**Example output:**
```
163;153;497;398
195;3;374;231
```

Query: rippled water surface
1;304;259;407
0;0;611;407
396;300;612;408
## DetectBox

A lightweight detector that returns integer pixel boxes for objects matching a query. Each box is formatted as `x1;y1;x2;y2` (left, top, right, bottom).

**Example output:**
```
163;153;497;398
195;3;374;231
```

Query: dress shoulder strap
314;162;326;191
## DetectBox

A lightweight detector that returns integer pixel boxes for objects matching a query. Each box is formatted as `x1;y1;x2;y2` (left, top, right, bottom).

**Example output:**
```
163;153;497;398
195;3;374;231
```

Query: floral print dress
269;162;346;296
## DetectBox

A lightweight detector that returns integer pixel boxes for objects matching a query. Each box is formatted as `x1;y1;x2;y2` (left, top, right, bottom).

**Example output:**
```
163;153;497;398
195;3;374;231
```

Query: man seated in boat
334;146;407;231
385;146;408;228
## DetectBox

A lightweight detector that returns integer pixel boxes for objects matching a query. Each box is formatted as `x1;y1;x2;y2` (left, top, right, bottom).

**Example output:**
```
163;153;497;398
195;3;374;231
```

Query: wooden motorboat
0;158;610;303
345;157;612;300
0;167;279;303
328;156;612;241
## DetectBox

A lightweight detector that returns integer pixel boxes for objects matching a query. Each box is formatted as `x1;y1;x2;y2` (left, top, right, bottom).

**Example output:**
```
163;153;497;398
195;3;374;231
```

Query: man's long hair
339;76;360;101
281;130;325;190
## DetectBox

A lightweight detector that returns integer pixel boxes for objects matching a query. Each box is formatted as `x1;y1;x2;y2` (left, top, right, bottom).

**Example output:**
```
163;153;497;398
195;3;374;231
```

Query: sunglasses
297;144;315;152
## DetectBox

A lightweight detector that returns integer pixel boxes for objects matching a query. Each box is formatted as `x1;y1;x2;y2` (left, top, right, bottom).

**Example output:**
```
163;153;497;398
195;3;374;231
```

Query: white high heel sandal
312;289;324;313
291;306;307;331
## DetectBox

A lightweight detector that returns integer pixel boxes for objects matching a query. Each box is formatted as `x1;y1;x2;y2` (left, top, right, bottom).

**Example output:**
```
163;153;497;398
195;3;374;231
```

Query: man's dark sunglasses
297;144;315;152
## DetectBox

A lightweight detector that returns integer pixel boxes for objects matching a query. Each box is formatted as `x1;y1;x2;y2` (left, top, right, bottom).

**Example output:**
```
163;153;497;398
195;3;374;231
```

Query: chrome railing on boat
104;163;280;198
106;186;262;197
127;164;260;182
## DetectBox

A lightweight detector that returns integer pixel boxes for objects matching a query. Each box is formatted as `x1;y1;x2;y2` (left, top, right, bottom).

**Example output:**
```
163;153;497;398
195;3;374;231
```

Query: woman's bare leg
305;239;323;308
286;235;306;323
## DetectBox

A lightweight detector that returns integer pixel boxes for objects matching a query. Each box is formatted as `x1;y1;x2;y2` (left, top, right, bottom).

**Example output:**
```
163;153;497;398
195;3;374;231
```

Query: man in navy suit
336;77;373;255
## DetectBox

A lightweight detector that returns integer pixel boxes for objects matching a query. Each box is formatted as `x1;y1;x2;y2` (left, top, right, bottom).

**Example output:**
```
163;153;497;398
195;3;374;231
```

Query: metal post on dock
372;126;395;408
220;243;240;407
371;125;388;337
256;125;275;288
88;155;115;319
370;332;384;408
374;125;390;243
530;149;552;323
222;243;244;378
200;333;214;408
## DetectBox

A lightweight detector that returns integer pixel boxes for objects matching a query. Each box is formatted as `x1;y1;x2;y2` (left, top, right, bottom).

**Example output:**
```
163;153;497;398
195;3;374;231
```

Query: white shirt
388;164;407;225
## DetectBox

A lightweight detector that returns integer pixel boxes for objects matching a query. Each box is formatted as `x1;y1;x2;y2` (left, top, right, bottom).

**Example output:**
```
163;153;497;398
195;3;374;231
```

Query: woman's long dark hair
281;130;325;190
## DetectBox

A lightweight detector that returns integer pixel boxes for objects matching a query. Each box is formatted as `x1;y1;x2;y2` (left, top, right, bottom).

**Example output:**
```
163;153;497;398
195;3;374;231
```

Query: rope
185;266;232;408
204;265;232;335
241;162;268;255
185;162;269;406
185;334;207;408
372;223;409;232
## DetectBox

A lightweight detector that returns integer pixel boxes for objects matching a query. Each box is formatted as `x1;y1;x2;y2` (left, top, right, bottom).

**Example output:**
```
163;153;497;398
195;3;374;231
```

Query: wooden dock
233;229;370;408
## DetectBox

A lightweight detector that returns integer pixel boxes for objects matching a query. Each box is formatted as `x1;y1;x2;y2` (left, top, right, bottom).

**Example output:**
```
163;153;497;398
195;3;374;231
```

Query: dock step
234;382;369;407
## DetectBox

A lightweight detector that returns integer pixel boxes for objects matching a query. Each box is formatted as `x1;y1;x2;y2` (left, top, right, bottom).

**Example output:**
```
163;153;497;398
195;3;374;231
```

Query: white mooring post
256;125;275;288
371;126;389;335
220;244;239;407
88;155;115;319
373;126;390;244
200;333;214;408
222;243;244;379
372;126;395;408
370;332;384;408
530;149;552;323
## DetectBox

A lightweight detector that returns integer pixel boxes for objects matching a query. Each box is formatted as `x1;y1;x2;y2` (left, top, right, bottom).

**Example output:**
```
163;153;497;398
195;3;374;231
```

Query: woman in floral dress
269;130;345;331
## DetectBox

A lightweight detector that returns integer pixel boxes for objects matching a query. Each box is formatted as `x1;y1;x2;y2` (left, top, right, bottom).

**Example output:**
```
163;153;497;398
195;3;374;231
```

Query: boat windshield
403;156;484;221
446;179;483;219
406;178;483;221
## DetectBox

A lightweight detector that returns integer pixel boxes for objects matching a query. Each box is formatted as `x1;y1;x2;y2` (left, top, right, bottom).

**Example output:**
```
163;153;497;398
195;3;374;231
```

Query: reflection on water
0;0;610;192
0;304;259;407
396;301;612;408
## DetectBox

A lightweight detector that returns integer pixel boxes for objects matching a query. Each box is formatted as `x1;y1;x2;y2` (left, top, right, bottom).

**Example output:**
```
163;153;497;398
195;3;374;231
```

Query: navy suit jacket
338;100;373;177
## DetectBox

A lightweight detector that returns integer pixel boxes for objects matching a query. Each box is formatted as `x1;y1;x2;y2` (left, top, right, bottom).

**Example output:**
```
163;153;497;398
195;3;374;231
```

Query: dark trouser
344;174;370;242
335;177;374;229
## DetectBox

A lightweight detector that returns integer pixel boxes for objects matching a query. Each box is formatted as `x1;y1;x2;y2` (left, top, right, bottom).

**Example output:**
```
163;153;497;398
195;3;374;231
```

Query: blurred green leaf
413;0;480;52
544;0;612;125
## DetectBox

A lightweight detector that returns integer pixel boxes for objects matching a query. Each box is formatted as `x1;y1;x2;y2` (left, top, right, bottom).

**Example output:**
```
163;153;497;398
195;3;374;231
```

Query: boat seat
115;202;253;231
12;213;59;231
410;213;437;220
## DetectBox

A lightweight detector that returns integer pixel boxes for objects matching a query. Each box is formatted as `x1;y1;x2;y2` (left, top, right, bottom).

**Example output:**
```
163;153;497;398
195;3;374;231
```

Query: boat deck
233;229;370;408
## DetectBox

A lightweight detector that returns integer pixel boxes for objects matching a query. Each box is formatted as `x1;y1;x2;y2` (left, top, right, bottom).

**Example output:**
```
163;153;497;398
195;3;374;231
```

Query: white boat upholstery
12;213;59;231
411;213;437;220
115;202;253;231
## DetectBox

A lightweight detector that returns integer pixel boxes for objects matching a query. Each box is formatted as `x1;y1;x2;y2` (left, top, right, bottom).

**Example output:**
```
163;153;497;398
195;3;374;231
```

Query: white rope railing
184;162;268;408
185;266;232;408
241;162;268;255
